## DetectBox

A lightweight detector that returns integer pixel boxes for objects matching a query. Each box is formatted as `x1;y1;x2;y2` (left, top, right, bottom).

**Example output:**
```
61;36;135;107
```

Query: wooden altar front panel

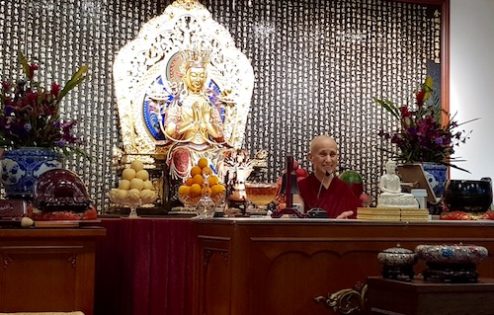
0;227;105;315
192;219;494;315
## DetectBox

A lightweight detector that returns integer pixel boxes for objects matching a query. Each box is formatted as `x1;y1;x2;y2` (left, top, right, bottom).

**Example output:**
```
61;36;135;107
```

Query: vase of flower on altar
375;76;476;199
0;52;88;199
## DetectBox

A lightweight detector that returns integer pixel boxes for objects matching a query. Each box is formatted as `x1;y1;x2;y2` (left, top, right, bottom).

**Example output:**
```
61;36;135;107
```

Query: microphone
317;170;332;200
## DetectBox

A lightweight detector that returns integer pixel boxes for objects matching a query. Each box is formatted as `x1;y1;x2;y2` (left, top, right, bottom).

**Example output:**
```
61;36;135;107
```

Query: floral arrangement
0;52;88;156
375;76;474;172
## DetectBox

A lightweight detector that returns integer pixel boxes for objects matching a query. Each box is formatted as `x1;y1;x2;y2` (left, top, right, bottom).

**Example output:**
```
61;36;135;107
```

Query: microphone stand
271;155;306;218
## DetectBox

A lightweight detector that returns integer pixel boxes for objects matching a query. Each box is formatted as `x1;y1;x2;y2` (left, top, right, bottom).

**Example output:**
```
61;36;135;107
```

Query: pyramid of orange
178;157;226;206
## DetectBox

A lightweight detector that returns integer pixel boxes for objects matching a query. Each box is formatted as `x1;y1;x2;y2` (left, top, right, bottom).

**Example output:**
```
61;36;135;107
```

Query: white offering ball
122;168;136;181
131;160;145;172
128;188;141;202
136;169;149;181
116;189;128;202
130;178;144;190
143;180;154;191
140;189;156;204
118;179;131;190
21;216;34;228
109;188;119;200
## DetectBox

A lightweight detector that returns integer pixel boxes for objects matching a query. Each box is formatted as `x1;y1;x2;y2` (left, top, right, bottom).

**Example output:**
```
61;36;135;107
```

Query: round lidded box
377;246;416;281
415;244;488;265
378;247;417;267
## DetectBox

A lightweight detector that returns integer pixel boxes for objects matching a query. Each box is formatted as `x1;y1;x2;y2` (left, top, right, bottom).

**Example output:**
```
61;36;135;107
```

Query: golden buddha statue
162;50;227;149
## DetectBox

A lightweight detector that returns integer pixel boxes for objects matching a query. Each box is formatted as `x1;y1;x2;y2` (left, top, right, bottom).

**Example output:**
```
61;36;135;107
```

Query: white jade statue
377;160;419;208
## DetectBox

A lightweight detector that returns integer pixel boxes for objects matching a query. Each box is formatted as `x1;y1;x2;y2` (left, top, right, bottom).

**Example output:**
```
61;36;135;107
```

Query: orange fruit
201;167;213;176
211;184;226;195
190;166;202;177
192;174;204;186
198;157;209;169
201;186;212;196
178;185;190;196
189;184;202;197
208;175;219;186
185;178;195;186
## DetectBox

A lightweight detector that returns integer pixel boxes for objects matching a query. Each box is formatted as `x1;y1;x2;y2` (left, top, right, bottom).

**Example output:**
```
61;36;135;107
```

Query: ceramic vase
0;147;63;199
421;162;448;198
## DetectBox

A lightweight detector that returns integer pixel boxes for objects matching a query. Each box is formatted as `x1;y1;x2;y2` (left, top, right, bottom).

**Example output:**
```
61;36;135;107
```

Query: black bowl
444;179;493;212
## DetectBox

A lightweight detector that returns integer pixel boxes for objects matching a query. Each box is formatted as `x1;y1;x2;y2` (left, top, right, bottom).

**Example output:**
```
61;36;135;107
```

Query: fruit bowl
109;190;157;218
178;188;225;207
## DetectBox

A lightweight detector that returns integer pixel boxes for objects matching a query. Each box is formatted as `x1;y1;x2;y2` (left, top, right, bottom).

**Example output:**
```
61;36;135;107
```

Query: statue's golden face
185;66;206;92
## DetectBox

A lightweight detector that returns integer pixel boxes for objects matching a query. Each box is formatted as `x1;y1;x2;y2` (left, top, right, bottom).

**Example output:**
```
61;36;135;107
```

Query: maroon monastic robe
298;174;361;218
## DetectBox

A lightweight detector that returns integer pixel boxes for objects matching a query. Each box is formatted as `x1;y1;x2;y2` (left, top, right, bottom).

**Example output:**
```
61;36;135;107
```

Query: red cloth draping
94;217;194;315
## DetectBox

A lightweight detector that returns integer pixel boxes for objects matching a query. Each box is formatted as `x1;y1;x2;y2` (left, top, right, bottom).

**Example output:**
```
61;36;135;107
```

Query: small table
366;277;494;315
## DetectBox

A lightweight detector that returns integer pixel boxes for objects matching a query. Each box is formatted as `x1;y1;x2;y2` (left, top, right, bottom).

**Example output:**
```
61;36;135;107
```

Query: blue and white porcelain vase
421;162;448;198
0;147;63;199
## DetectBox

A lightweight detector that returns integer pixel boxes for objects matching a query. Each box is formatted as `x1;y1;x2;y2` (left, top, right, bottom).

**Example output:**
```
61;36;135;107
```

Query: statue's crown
181;49;210;70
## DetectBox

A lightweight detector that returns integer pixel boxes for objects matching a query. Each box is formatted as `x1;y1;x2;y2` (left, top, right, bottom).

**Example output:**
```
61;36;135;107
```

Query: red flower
27;63;39;80
51;83;61;97
1;81;10;92
400;105;411;118
415;89;425;107
0;52;88;157
375;76;474;172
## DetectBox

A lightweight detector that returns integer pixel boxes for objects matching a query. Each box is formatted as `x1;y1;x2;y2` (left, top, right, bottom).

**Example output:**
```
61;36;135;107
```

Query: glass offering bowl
177;193;202;212
109;189;157;218
177;190;226;216
245;182;278;214
109;193;142;218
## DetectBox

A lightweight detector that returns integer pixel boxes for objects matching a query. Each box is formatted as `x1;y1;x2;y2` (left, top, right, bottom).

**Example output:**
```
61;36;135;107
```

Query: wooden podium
367;277;494;315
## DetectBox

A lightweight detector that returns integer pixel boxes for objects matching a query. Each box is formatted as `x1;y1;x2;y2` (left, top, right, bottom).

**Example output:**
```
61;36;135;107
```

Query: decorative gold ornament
180;49;211;75
314;285;367;315
172;0;201;10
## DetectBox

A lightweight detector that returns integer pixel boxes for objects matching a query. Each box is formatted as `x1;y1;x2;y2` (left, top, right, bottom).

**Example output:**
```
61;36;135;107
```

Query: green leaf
374;98;400;120
18;51;32;80
58;64;89;100
423;76;433;102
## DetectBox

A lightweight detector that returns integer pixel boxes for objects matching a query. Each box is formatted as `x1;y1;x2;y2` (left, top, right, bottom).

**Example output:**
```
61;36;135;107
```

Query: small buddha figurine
163;49;227;148
377;160;419;208
379;160;403;194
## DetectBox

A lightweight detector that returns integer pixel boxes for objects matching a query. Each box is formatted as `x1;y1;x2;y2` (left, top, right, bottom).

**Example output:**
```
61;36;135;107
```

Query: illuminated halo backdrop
0;0;440;211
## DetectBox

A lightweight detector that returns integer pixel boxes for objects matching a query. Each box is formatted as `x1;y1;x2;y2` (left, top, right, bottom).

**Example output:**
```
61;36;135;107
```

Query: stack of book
357;207;430;222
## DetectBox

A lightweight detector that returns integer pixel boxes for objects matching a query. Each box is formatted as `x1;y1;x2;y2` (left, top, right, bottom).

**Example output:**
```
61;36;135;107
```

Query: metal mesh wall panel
0;0;440;211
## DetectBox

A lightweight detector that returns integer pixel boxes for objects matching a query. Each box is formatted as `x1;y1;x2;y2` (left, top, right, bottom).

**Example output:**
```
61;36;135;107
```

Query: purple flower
0;52;87;156
375;76;474;170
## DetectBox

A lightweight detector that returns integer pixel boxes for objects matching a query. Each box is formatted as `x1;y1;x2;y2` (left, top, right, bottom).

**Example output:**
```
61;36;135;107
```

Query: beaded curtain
0;0;440;211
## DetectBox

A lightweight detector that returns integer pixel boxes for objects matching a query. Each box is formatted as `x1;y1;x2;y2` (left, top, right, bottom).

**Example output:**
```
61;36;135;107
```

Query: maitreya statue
162;49;229;147
158;49;234;179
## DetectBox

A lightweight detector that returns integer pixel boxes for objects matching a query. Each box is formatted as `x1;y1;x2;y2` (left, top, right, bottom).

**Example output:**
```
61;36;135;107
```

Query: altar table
192;219;494;315
93;218;494;315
